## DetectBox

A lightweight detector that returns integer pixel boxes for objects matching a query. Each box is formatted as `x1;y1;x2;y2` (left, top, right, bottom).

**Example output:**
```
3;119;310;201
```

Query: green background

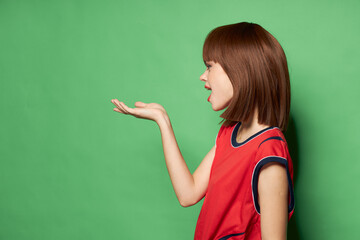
1;0;359;239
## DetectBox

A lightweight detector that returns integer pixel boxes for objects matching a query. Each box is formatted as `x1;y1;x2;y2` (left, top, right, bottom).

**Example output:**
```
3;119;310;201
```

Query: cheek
221;82;233;98
227;82;234;97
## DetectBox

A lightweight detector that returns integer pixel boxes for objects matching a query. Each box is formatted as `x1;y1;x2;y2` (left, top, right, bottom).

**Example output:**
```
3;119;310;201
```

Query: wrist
156;112;170;127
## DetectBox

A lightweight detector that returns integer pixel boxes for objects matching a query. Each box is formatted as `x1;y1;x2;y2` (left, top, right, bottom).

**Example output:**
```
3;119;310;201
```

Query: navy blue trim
218;232;245;240
258;136;284;148
252;156;295;214
231;122;275;148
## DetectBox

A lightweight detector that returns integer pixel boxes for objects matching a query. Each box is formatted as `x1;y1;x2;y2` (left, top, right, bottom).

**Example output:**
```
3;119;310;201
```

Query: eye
206;64;211;70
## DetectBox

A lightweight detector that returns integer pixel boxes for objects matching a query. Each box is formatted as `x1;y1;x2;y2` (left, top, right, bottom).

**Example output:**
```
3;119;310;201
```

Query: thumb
134;101;146;107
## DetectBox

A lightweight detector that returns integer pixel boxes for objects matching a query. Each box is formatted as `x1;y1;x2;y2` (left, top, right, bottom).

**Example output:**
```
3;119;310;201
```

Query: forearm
156;114;195;207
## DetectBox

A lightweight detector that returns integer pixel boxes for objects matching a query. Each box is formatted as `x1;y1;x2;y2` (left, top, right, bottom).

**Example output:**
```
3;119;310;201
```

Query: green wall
1;0;359;239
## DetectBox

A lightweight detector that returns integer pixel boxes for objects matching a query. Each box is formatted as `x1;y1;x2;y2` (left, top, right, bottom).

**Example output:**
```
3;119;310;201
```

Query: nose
199;70;207;82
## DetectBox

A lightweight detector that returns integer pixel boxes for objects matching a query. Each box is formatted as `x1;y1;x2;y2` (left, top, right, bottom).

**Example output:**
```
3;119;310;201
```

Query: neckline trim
231;122;278;148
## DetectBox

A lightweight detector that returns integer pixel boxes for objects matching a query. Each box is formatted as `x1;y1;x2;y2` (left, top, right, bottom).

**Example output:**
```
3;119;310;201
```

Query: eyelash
206;64;211;69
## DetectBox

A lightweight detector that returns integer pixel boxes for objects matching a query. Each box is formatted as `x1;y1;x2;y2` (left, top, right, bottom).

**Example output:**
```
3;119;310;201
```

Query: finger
114;99;128;114
111;99;121;108
119;101;134;114
113;107;124;113
134;101;146;107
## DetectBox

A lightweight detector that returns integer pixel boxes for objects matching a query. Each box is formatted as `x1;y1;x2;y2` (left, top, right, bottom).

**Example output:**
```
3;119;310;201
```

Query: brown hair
202;22;291;132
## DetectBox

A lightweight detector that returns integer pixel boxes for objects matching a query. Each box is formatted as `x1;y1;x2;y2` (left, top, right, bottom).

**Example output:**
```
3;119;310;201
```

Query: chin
211;103;227;111
211;98;232;111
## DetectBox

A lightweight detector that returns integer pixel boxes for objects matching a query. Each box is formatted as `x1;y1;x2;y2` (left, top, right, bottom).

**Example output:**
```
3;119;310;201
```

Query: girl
111;22;295;240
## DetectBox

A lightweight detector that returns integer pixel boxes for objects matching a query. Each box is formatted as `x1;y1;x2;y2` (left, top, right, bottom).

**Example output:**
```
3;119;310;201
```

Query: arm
157;114;216;207
111;99;215;207
258;162;288;240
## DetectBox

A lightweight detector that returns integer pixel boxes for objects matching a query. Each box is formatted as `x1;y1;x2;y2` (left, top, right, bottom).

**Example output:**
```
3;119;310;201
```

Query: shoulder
255;128;289;162
253;128;295;216
258;128;286;148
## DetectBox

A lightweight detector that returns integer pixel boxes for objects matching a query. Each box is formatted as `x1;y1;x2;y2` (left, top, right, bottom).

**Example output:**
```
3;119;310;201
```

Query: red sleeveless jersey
194;122;295;240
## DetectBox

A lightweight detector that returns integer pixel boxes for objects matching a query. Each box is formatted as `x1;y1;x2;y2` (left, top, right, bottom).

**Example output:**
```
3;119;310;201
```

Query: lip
207;94;211;102
205;86;211;90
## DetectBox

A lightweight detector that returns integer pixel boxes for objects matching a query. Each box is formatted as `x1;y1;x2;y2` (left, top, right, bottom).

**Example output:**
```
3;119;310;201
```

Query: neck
236;108;270;142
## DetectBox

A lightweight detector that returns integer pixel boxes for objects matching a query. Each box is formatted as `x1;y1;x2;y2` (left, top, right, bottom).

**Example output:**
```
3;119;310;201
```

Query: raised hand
111;99;168;123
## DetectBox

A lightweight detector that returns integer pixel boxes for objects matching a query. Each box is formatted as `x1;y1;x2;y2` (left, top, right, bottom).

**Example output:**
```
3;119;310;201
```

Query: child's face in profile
200;61;234;111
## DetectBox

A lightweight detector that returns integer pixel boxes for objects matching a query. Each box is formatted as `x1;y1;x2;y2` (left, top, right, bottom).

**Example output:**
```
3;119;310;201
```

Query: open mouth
205;86;212;101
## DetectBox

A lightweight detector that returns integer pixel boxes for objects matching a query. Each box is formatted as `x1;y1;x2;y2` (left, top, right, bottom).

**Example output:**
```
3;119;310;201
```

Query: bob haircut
203;22;291;132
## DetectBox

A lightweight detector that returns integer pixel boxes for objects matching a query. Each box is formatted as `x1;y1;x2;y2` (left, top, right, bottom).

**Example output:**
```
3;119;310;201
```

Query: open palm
111;99;167;122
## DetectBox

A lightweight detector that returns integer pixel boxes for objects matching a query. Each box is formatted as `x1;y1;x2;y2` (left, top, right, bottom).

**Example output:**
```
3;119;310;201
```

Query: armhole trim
251;156;295;215
258;136;284;148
